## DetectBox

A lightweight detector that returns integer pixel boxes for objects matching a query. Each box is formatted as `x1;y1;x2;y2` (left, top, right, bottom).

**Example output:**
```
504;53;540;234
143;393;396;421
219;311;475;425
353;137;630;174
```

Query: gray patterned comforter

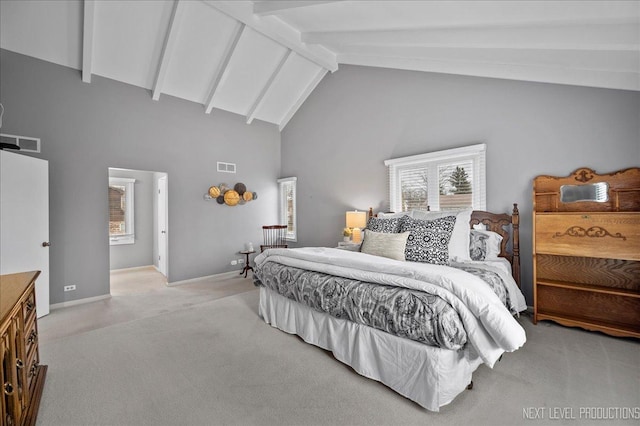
254;261;513;350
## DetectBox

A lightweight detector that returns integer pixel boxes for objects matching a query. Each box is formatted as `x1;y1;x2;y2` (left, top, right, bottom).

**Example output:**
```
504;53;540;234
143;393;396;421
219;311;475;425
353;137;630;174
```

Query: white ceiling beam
279;67;328;131
302;20;640;51
253;1;342;16
246;50;293;124
336;45;640;73
203;0;338;72
82;0;95;83
338;53;640;92
205;22;245;114
152;0;186;101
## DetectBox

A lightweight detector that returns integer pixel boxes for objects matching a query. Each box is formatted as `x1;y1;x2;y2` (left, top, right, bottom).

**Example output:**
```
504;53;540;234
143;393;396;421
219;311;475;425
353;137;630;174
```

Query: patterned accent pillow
469;229;503;261
366;216;402;233
400;216;457;265
412;208;472;261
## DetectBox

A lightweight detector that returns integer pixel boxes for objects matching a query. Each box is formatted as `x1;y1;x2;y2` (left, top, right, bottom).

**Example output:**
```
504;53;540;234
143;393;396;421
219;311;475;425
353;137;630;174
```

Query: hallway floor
39;268;255;344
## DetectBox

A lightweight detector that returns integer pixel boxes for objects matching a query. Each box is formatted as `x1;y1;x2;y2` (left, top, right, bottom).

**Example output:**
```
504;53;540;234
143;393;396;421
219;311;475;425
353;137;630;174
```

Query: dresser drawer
537;284;640;331
26;348;40;396
22;290;37;323
535;213;640;260
24;316;38;358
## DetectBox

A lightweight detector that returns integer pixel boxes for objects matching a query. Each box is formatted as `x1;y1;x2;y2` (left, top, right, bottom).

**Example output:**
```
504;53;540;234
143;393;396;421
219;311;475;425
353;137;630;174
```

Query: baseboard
167;271;241;287
110;265;155;273
50;294;112;310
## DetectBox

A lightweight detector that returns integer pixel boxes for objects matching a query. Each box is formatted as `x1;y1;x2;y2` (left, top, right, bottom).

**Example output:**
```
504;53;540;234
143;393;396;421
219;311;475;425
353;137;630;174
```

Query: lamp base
351;228;362;244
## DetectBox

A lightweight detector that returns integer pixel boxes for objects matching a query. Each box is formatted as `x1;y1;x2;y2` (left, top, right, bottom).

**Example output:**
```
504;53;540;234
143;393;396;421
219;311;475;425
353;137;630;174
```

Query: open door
157;175;168;277
0;150;50;317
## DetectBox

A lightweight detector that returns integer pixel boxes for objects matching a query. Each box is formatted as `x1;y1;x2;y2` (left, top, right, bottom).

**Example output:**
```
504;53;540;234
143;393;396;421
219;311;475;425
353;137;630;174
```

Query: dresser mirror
560;182;609;203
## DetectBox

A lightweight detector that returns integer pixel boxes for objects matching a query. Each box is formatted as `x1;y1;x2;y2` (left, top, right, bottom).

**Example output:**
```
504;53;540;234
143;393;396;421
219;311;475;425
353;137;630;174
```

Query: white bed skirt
259;287;484;411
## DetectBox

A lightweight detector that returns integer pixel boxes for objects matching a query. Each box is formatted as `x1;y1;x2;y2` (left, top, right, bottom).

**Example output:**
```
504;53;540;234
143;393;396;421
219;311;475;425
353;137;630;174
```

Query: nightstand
337;241;361;251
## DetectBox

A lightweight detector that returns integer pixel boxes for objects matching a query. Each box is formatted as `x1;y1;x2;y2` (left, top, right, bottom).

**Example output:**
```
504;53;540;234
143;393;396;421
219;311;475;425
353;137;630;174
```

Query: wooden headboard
367;204;521;287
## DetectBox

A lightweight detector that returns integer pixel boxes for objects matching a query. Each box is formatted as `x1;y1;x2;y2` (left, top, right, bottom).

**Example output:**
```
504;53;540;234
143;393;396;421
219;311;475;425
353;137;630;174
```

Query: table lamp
346;210;367;243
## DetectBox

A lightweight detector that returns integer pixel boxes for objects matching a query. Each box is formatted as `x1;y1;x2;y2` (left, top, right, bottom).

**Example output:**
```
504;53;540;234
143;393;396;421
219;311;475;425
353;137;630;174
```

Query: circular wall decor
223;190;240;206
208;186;221;198
206;183;256;206
234;182;246;195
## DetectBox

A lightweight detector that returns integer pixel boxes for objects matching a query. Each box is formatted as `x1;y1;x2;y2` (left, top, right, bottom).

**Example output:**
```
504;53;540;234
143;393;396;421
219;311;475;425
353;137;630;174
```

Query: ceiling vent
0;133;41;153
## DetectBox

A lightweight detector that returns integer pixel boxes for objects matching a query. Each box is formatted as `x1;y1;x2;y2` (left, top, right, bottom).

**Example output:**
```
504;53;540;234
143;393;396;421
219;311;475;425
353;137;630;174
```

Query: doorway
108;168;168;295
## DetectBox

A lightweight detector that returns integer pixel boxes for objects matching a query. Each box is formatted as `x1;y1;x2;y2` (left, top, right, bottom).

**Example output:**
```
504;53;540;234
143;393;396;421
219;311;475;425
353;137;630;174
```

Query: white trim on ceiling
301;19;639;51
279;67;328;131
338;53;639;91
152;0;187;101
82;0;95;83
246;50;293;124
203;0;338;73
205;22;246;114
3;0;636;131
253;1;343;16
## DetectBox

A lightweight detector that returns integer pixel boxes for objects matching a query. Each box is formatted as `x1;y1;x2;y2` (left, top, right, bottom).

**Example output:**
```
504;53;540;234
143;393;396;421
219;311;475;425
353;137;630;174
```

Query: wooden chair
260;225;288;252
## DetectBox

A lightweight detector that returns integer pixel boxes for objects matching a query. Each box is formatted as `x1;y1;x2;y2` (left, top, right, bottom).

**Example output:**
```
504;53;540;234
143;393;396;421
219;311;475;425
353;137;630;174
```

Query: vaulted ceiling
1;1;638;130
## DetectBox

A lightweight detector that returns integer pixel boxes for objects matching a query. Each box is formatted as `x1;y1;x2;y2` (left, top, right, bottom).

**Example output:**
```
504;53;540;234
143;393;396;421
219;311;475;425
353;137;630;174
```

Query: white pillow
360;230;410;261
377;211;413;219
469;229;503;261
411;208;473;261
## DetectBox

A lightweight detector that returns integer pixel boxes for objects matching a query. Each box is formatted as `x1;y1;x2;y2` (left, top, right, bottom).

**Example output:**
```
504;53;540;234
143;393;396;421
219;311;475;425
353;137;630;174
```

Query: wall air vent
0;133;41;153
217;161;236;173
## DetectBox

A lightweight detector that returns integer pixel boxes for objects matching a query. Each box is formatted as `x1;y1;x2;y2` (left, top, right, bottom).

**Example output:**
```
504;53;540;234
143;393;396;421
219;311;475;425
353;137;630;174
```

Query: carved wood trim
552;225;627;241
533;167;640;213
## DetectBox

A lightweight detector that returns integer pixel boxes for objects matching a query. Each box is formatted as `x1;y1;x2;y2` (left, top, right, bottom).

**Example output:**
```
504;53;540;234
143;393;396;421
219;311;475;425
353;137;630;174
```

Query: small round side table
239;250;255;278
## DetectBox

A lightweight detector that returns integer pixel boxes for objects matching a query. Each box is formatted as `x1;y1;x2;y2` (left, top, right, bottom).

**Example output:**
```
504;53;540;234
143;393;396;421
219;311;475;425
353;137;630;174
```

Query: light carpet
38;289;639;425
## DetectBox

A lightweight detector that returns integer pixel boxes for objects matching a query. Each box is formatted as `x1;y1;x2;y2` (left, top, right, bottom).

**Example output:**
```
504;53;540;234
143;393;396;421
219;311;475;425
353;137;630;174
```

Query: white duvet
254;247;527;367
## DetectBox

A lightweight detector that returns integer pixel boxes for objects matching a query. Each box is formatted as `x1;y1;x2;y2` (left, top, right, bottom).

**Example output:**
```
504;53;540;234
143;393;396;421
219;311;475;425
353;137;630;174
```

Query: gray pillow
360;230;410;261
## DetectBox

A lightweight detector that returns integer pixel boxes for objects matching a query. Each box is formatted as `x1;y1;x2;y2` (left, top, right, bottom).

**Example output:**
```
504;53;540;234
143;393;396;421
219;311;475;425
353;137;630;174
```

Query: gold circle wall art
204;182;257;207
208;185;220;198
223;190;240;206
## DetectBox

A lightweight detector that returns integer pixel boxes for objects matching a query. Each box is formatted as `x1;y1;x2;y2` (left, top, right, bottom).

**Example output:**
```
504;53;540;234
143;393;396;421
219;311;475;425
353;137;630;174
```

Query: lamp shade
346;211;367;229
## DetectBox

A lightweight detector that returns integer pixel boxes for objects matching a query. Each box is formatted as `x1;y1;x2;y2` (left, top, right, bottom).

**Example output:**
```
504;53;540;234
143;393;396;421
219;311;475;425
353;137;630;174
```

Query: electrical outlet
238;258;244;264
230;260;238;266
64;285;76;292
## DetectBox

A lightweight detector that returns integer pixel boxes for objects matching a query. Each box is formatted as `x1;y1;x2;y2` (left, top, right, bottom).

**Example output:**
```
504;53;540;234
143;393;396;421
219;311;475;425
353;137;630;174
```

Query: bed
253;204;526;411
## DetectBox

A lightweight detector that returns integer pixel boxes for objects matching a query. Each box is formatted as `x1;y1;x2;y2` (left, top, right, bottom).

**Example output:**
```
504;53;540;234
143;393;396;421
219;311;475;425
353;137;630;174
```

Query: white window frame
109;177;135;245
277;177;297;242
384;143;486;212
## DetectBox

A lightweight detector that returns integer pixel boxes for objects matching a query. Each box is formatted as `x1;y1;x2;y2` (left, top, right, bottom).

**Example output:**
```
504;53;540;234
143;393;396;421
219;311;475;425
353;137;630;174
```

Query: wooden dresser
1;271;47;426
533;167;640;338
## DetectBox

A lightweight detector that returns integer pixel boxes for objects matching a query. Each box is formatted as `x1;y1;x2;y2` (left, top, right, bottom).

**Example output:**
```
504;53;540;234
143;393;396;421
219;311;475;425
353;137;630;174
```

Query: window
277;177;297;241
385;144;486;212
109;177;135;245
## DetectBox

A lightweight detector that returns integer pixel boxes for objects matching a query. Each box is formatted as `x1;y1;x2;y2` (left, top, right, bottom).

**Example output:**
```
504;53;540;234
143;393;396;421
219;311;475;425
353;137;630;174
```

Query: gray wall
108;168;154;271
0;49;281;304
282;65;640;305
